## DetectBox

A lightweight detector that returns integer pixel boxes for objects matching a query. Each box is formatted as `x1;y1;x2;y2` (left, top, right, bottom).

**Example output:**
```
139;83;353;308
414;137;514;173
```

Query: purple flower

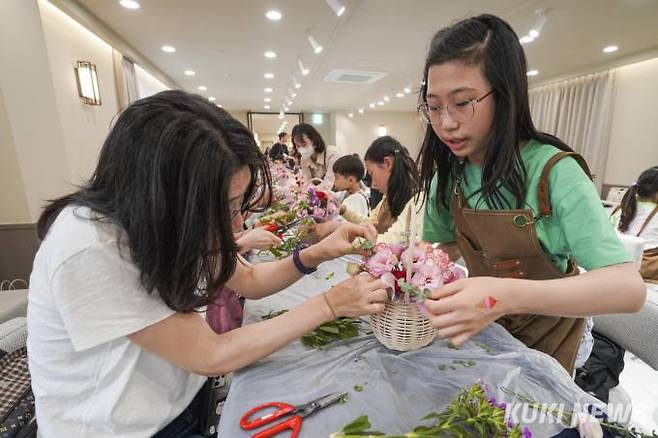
522;426;532;438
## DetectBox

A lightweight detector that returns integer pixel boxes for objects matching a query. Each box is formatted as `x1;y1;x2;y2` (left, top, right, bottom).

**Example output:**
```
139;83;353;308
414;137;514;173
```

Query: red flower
261;223;278;233
316;191;327;201
391;268;406;293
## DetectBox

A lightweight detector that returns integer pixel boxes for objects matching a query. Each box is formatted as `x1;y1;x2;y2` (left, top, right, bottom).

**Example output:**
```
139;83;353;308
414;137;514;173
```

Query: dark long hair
417;14;574;210
365;136;419;218
291;123;326;154
617;166;658;232
37;90;271;312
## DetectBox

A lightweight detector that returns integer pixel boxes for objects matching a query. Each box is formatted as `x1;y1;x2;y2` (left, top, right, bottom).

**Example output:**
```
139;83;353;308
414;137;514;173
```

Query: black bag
574;331;625;403
0;347;37;438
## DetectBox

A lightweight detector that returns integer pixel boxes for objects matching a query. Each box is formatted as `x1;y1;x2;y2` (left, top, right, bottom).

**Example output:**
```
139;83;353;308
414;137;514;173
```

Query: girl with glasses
417;15;645;373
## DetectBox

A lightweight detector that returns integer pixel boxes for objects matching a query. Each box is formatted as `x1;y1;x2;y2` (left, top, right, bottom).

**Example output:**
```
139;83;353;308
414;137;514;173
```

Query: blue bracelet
292;248;317;275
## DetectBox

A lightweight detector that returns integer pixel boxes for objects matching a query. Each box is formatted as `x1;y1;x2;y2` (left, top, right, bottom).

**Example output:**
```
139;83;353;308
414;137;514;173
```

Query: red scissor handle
253;414;302;438
240;402;296;430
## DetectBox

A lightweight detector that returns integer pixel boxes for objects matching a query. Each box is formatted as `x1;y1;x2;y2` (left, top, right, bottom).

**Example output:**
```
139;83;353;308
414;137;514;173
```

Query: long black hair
291;123;326;154
37;90;271;312
364;136;419;218
617;166;658;232
417;14;573;210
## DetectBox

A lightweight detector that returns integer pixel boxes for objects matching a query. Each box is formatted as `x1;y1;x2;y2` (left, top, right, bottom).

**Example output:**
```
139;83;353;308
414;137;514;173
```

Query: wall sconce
74;61;101;105
377;125;388;137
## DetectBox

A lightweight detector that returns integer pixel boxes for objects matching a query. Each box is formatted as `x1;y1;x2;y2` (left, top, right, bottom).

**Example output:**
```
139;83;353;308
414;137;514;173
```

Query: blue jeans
152;386;203;438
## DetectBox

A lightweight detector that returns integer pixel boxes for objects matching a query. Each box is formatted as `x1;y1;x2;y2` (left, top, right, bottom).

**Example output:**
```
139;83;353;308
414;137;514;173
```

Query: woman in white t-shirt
292;123;344;188
612;166;658;283
27;91;387;437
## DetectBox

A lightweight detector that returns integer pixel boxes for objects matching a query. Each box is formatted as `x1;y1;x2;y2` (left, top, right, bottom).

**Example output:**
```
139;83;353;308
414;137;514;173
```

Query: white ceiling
251;112;302;135
76;0;658;112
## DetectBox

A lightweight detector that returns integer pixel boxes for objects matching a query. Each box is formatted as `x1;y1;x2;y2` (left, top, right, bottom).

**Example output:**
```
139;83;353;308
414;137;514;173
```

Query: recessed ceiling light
208;96;216;101
294;83;301;89
264;88;273;93
519;35;534;44
264;105;271;109
527;70;539;76
308;34;323;54
264;73;274;79
377;101;384;106
278;114;284;119
396;92;404;98
264;51;277;59
383;96;390;102
358;108;364;114
404;87;412;94
197;86;207;91
265;10;282;21
348;112;354;118
161;45;176;53
298;60;309;76
369;103;376;109
603;45;618;53
264;97;271;102
217;104;222;108
119;0;140;9
291;92;297;98
184;70;196;76
324;0;346;16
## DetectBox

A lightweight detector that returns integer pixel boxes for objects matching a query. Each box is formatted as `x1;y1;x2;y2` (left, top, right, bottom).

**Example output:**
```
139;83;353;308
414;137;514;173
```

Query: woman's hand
237;228;283;252
326;273;388;317
423;276;511;346
314;222;377;260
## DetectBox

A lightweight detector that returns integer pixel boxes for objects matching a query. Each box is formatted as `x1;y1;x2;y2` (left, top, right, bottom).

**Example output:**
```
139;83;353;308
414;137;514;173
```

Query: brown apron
451;152;591;373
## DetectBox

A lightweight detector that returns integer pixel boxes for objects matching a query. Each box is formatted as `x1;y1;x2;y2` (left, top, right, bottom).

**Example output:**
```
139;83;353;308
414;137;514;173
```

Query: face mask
299;147;314;159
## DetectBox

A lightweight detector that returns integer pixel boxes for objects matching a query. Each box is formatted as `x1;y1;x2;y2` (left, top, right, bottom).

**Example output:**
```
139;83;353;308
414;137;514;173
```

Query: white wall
135;64;169;99
39;0;120;185
335;111;424;159
604;57;658;186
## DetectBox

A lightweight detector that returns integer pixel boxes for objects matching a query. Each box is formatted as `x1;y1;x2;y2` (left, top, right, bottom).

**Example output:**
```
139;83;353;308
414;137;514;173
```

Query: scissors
239;392;346;438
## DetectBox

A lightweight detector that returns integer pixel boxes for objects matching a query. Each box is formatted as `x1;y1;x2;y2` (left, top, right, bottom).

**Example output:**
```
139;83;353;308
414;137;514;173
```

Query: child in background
333;154;370;217
612;166;658;283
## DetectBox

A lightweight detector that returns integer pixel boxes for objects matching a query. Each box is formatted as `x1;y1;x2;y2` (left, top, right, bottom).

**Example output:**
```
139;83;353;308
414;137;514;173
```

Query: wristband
292;248;317;275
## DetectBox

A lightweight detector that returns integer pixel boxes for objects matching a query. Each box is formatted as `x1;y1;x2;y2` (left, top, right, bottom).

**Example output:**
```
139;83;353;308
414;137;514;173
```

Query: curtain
112;49;138;110
529;70;616;192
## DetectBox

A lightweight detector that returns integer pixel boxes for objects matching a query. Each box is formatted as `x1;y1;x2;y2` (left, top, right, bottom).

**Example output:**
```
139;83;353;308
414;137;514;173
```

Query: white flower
570;412;603;438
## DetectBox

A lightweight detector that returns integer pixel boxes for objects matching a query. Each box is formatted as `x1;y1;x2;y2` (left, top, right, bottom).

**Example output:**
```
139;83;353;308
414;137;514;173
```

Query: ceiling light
293;77;301;89
217;104;222;108
278;113;284;119
184;70;196;76
264;88;273;93
519;35;534;44
197;86;207;91
383;96;390;102
396;92;404;98
324;0;345;16
161;45;176;53
358;108;364;114
529;9;547;38
603;45;618;53
264;51;277;59
369;103;376;109
527;70;539;76
291;92;297;98
348;112;354;118
404;87;412;94
264;105;271;110
377;125;388;136
119;0;140;9
264;97;271;102
308;33;323;54
265;10;282;21
298;59;309;75
264;73;274;79
377;101;384;106
208;96;216;101
283;105;289;112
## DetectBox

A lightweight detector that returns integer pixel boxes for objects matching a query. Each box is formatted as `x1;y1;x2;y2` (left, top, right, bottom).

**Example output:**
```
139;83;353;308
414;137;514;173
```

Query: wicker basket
369;300;436;351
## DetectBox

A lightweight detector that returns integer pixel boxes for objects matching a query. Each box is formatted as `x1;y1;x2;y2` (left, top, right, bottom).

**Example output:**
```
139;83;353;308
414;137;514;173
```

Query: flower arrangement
352;240;465;303
294;184;339;223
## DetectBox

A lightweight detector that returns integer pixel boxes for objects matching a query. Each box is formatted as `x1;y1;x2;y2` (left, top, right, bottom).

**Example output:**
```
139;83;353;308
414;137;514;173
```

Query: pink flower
365;248;399;276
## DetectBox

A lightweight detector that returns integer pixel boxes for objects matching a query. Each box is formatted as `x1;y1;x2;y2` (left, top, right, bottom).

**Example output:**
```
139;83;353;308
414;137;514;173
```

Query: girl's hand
237;228;283;251
423;276;511;346
315;223;377;260
326;273;388;317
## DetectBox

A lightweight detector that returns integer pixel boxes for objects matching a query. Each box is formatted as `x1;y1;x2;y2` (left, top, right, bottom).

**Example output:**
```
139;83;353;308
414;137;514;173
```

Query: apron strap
537;152;592;217
636;205;658;237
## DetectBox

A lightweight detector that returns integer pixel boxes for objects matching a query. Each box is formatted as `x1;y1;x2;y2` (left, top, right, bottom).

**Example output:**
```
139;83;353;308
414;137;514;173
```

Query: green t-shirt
422;140;631;272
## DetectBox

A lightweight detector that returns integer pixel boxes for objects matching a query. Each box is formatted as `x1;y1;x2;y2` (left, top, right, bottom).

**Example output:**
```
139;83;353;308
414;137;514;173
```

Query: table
217;257;601;437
